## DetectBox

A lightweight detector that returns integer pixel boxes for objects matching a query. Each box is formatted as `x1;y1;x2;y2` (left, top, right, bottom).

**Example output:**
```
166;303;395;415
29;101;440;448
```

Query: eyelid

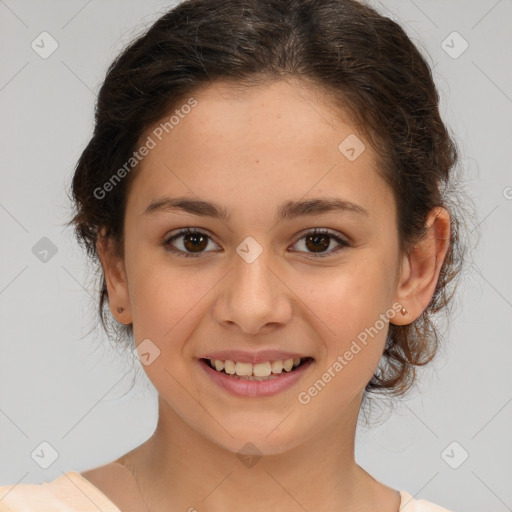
289;228;350;258
292;227;348;244
163;227;221;256
163;227;350;258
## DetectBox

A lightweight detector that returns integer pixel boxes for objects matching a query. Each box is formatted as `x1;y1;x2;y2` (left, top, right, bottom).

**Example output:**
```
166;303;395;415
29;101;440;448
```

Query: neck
119;393;388;512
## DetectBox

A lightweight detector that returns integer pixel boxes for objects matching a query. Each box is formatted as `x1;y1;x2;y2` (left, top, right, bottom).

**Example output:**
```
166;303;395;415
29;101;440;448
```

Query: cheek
124;247;195;341
300;253;395;337
129;268;208;343
126;253;235;379
297;253;396;390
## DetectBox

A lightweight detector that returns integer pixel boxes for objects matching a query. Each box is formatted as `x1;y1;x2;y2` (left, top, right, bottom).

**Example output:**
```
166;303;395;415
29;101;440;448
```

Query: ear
391;207;451;325
96;228;132;325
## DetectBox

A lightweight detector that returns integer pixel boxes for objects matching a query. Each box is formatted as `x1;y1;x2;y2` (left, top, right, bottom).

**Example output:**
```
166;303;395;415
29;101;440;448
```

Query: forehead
125;79;394;223
163;78;356;150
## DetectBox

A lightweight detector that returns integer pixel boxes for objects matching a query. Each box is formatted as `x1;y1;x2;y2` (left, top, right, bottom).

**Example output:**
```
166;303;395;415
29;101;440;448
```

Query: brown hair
66;0;467;401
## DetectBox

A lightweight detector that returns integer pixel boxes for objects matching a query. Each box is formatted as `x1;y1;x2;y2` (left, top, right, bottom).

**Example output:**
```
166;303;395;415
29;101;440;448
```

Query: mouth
200;356;314;381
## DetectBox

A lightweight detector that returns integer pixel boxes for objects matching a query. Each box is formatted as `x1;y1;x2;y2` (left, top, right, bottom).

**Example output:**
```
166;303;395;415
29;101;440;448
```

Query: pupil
306;234;329;253
184;233;207;252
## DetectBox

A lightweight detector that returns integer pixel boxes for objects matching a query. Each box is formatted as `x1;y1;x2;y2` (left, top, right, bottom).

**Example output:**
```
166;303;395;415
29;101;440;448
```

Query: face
104;79;410;455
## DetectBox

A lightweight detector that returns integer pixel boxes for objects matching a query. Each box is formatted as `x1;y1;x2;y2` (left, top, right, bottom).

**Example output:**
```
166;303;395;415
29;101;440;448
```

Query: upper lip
201;350;310;364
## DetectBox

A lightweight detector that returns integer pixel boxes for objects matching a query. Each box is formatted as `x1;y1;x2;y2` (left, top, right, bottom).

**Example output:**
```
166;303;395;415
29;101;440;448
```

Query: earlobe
96;229;132;325
391;207;451;326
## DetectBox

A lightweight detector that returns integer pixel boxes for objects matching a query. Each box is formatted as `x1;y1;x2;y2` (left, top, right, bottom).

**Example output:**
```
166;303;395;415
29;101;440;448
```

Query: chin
199;420;311;458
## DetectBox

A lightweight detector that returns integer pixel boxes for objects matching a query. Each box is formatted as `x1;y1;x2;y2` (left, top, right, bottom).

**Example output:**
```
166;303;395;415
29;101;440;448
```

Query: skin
84;78;451;512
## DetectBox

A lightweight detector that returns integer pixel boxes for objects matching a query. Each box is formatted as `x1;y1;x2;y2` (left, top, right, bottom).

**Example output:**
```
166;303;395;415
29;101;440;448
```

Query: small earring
400;306;408;316
116;306;125;313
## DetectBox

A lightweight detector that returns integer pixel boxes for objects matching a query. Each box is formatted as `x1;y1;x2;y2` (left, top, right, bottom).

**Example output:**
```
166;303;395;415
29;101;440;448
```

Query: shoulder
0;471;121;512
400;490;454;512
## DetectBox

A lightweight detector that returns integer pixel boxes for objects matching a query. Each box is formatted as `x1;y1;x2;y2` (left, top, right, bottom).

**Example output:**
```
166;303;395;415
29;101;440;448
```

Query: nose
212;249;293;335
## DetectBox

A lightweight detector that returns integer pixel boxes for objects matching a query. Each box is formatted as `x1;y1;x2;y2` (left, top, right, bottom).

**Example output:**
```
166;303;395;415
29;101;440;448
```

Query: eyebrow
142;196;368;222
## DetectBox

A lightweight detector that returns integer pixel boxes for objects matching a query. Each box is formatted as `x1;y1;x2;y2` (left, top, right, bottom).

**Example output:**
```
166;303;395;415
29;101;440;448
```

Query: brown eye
163;228;218;257
290;228;349;258
182;232;208;252
304;233;330;253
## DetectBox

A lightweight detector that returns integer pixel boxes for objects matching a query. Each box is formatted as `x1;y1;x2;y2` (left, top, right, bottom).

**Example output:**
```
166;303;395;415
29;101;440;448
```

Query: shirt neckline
66;471;122;511
69;471;414;511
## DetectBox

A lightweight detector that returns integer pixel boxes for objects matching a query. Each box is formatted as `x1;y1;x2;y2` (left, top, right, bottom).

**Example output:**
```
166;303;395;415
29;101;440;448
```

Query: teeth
283;359;293;372
270;360;284;373
208;357;305;377
224;360;236;375
253;362;271;377
235;362;252;376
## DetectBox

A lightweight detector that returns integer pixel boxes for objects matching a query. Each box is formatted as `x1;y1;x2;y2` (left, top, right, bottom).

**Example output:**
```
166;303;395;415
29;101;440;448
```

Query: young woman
0;0;465;510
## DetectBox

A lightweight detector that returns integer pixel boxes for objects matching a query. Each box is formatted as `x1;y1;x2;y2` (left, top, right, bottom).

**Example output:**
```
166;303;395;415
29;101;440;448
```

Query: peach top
0;471;453;511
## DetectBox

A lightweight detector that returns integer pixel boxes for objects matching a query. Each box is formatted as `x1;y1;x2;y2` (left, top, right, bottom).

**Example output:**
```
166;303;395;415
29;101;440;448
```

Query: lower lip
199;358;314;398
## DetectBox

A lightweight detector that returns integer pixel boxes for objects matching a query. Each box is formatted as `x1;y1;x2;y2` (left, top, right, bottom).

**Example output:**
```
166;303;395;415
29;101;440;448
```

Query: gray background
0;1;511;511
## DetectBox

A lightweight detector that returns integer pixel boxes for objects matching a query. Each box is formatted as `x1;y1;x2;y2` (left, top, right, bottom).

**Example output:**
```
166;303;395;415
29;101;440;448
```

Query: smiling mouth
201;357;314;381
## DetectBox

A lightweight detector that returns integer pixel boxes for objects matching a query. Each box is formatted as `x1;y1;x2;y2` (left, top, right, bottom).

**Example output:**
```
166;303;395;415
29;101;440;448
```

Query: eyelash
163;227;350;259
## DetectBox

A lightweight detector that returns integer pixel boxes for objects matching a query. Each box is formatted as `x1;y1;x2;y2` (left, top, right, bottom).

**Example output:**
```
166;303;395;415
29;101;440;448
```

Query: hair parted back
67;0;466;401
